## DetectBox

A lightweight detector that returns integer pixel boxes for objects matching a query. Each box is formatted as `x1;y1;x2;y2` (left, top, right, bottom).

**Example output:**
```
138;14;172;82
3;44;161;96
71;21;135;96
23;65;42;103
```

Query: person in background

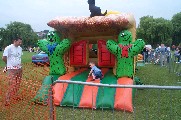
147;47;152;63
172;45;176;51
2;37;23;106
178;47;181;63
154;44;161;64
142;46;148;62
174;47;180;62
158;44;167;66
155;44;161;53
166;46;171;63
88;61;103;81
33;47;36;53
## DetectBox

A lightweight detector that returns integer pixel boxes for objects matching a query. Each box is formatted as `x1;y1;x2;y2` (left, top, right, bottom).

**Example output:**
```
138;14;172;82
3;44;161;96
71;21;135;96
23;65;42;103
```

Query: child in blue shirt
88;62;103;81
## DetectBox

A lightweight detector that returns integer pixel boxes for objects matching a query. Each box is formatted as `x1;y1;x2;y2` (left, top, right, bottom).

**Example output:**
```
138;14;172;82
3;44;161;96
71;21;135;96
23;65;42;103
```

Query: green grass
134;64;181;120
136;64;181;85
0;51;36;67
0;51;5;67
0;52;180;120
55;64;181;120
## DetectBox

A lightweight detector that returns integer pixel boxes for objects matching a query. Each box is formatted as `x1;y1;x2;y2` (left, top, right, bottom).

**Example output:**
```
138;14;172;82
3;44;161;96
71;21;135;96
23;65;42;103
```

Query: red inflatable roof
47;14;135;38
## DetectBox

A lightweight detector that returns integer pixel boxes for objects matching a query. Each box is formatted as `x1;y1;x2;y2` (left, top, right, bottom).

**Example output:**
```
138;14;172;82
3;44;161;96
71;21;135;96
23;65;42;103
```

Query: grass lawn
0;51;36;67
0;51;180;120
55;64;181;120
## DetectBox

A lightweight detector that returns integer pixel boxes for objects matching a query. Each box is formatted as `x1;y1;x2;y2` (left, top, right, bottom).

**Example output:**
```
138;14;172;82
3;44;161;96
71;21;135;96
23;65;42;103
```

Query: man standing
159;44;167;66
2;37;23;106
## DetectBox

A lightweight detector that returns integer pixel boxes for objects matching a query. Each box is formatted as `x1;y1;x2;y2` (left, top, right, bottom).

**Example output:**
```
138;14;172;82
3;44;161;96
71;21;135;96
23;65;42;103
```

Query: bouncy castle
33;11;145;112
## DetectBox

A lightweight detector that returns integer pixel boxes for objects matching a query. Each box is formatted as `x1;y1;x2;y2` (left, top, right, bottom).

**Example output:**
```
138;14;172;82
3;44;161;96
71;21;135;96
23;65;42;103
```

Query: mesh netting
0;63;55;120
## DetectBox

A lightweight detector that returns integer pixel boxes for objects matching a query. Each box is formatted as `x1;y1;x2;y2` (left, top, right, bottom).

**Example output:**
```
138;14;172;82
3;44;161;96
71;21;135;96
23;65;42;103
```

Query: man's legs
164;55;167;65
161;55;167;66
5;69;16;105
178;55;181;62
14;69;22;97
5;69;22;105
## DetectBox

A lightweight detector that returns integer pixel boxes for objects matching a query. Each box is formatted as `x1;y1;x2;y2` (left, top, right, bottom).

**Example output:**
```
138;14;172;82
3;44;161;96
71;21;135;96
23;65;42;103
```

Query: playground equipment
33;10;145;112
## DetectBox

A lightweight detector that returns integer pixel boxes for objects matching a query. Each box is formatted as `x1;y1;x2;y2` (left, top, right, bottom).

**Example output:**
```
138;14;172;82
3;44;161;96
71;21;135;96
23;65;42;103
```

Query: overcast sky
0;0;181;32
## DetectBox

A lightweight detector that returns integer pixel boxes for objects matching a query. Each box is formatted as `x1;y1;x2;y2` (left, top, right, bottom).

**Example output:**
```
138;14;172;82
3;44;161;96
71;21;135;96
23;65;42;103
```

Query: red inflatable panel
53;68;87;105
79;68;109;108
98;40;115;67
70;40;88;66
114;77;133;112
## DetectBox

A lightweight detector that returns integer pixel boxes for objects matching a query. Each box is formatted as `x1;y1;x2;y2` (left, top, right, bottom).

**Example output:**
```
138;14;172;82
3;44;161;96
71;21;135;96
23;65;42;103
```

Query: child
88;62;103;81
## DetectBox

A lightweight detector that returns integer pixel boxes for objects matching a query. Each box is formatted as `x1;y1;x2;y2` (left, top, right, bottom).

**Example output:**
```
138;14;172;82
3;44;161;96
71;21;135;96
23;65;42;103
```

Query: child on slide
88;62;103;81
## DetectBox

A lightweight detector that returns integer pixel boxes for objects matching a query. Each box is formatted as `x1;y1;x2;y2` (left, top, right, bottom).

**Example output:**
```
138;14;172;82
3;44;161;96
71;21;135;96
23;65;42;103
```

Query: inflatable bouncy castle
33;9;145;112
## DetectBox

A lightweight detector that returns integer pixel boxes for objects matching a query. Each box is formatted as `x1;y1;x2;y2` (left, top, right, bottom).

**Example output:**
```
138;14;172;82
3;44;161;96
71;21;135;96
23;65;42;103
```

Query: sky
0;0;181;32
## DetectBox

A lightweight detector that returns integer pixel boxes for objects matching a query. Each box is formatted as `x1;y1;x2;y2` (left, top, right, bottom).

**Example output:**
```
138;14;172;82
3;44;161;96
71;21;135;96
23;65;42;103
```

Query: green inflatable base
33;75;60;105
96;69;117;109
61;70;89;107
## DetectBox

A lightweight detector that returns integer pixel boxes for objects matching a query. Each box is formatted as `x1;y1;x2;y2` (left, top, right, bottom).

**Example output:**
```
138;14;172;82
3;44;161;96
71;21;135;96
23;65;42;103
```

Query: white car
145;45;152;50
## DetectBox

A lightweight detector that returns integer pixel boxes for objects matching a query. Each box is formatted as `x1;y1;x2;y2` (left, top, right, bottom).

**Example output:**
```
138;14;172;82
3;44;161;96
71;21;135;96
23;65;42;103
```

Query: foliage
137;16;173;47
0;21;39;49
171;12;181;46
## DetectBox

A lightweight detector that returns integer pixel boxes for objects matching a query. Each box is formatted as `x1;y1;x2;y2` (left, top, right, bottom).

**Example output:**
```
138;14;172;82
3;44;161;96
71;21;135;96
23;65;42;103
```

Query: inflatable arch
34;12;145;112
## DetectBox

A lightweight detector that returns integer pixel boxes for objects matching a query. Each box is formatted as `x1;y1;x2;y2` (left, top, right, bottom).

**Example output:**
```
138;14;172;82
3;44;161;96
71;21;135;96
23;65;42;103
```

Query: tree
137;16;173;47
136;16;155;45
171;12;181;46
0;28;9;49
0;21;39;49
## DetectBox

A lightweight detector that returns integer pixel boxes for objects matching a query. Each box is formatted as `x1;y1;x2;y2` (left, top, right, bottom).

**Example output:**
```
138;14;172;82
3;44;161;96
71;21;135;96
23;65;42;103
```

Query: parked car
32;51;49;65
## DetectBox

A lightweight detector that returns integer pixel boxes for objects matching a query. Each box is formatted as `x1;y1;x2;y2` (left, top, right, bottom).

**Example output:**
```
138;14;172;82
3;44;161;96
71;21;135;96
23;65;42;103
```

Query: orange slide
114;77;133;112
79;68;109;108
53;68;87;105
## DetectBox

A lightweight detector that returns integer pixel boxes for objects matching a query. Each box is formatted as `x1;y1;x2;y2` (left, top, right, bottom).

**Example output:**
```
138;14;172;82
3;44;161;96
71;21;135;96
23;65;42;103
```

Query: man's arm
2;56;7;73
2;56;7;64
2;46;8;64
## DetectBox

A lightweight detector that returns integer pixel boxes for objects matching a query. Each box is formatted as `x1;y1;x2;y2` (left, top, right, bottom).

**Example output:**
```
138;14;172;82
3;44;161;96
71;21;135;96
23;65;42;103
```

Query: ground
0;51;180;120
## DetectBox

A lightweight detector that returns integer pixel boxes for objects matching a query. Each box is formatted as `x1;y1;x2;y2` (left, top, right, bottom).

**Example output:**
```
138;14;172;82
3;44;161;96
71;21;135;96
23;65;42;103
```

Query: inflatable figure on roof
88;0;107;17
37;31;71;75
106;30;145;78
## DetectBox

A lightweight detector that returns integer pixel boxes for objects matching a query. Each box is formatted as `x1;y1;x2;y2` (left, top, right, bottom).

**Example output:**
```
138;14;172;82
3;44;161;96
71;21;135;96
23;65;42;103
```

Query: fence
168;57;181;76
52;80;181;120
0;63;181;120
0;75;52;120
141;52;181;76
0;63;53;120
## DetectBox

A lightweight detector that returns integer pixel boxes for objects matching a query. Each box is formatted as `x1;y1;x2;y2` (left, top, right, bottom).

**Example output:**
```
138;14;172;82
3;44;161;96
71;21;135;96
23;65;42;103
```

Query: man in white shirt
2;37;23;106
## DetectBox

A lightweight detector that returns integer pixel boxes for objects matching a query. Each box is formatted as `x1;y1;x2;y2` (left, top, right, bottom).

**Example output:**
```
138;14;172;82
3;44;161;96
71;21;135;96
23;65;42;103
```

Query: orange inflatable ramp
79;68;109;108
114;77;133;112
53;68;87;105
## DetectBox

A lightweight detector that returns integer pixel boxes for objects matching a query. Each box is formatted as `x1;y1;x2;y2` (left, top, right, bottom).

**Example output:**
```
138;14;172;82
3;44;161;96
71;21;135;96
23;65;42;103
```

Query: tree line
0;21;39;50
0;12;181;50
137;12;181;48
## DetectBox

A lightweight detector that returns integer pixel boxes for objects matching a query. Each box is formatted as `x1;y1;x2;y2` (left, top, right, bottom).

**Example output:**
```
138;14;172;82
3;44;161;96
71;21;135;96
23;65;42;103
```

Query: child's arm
3;67;7;73
88;70;93;77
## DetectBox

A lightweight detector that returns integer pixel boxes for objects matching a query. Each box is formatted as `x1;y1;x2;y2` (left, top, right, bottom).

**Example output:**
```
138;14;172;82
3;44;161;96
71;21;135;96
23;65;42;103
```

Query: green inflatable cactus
37;31;71;75
106;30;145;78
